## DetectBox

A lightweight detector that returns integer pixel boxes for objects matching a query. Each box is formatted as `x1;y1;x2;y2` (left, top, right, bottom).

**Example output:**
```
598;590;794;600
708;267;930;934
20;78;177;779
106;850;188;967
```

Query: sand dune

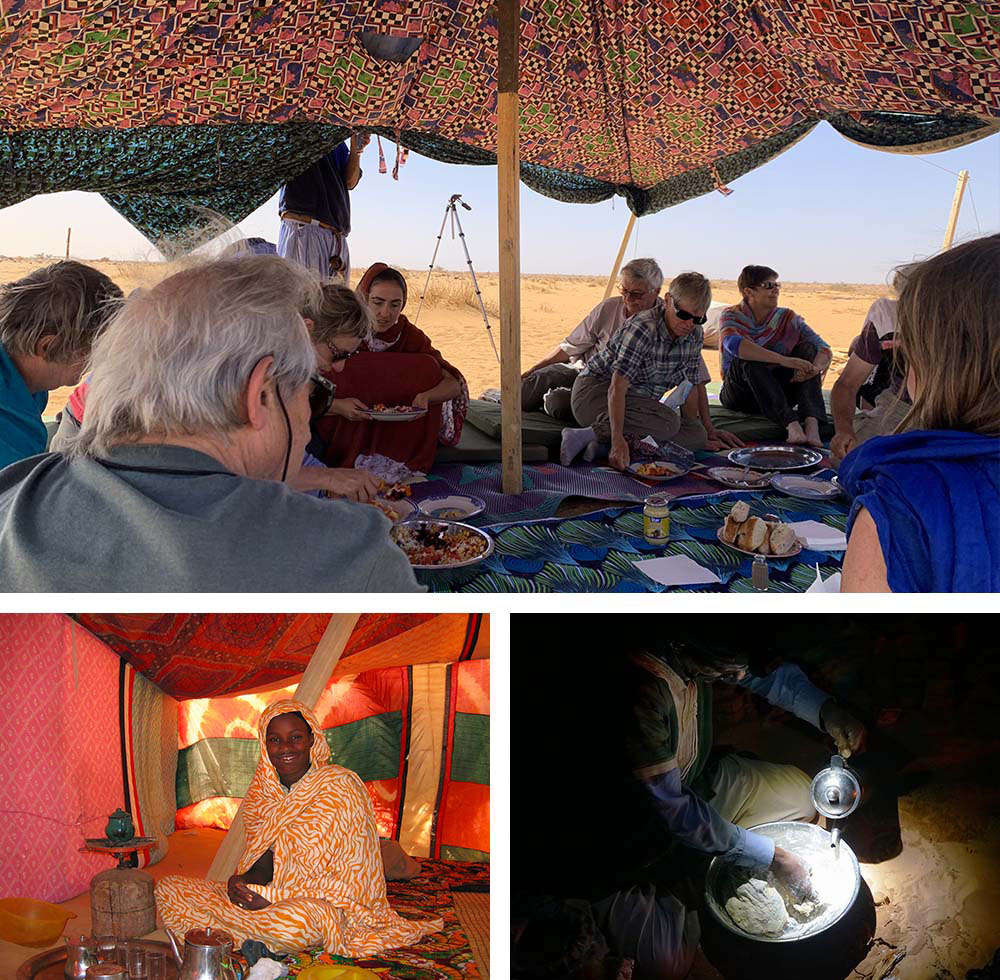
0;258;889;418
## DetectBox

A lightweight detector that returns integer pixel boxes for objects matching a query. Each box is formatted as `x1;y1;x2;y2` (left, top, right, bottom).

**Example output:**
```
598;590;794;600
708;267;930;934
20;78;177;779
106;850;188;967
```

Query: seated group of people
520;241;999;592
0;251;472;591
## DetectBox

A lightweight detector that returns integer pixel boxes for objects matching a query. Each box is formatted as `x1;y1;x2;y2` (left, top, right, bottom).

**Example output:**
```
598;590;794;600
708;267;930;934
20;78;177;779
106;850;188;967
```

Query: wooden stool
90;868;156;938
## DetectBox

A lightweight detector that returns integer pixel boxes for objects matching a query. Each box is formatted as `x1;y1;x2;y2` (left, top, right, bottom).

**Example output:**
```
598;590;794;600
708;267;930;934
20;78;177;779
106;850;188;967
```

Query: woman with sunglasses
719;266;832;447
561;272;713;469
312;263;468;473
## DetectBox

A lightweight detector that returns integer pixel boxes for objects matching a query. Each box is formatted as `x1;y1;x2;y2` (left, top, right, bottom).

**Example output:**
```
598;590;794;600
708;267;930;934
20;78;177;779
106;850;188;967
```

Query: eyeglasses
309;374;336;420
672;300;708;326
327;342;358;363
755;281;781;291
620;285;649;301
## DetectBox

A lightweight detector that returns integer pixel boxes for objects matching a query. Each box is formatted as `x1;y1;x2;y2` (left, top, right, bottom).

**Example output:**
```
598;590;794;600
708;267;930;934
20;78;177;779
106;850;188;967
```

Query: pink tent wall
0;615;125;902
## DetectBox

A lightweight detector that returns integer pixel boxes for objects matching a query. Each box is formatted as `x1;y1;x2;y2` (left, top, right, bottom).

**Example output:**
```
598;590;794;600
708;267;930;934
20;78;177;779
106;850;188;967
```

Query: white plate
707;466;772;489
364;408;428;422
627;459;691;482
391;519;494;569
715;526;803;560
417;493;486;520
770;474;841;499
370;497;417;522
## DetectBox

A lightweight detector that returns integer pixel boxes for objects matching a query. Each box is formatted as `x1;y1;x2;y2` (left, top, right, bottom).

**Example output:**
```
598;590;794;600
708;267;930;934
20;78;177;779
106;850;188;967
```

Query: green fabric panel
323;712;403;783
450;712;489;785
440;845;490;863
465;400;565;449
176;738;260;809
708;387;835;440
435;421;549;463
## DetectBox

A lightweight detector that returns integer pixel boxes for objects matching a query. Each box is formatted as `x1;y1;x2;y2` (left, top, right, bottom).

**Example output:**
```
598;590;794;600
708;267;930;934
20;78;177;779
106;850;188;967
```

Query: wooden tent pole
942;169;969;250
498;0;522;495
602;212;637;300
205;613;361;881
65;227;71;258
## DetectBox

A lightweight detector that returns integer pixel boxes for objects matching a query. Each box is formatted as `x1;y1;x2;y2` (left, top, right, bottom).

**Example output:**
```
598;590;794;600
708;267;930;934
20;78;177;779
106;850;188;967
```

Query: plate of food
627;459;691;481
417;493;486;520
391;519;494;569
369;497;417;523
364;403;428;421
770;474;841;499
727;445;825;472
377;479;413;500
706;466;772;490
715;501;802;559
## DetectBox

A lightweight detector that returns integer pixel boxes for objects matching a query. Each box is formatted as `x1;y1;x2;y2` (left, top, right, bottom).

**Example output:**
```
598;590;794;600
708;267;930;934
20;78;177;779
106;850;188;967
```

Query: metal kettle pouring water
810;754;862;854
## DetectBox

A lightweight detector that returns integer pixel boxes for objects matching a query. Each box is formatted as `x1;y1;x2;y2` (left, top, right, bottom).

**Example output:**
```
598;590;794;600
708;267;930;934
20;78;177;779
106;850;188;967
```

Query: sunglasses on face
755;281;781;291
309;374;336;420
327;342;358;363
672;300;708;326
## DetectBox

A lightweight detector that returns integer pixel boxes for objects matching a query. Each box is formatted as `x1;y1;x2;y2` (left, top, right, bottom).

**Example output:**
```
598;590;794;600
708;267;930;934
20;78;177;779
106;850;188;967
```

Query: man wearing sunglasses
561;272;713;469
0;255;422;592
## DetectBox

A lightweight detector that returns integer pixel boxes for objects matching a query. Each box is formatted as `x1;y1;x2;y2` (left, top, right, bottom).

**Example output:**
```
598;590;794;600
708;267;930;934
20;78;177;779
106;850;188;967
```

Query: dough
725;878;788;936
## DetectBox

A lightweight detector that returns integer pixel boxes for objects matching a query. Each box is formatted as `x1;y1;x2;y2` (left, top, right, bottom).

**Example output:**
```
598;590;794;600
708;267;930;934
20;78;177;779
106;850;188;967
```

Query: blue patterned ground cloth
415;488;848;593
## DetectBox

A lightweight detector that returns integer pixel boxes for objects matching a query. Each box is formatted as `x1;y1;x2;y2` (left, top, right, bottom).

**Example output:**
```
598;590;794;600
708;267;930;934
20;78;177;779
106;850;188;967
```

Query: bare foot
786;421;807;445
803;418;823;447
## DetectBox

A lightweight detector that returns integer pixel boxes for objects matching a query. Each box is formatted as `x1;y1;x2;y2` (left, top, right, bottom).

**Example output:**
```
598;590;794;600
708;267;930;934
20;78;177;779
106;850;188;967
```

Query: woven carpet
416;488;848;593
452;892;490;980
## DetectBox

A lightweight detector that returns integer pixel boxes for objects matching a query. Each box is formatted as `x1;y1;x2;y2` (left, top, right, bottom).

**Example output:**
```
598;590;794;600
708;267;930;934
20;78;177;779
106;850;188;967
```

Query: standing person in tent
156;700;442;955
840;235;1000;592
560;272;713;467
719;265;832;446
278;134;370;284
0;261;122;468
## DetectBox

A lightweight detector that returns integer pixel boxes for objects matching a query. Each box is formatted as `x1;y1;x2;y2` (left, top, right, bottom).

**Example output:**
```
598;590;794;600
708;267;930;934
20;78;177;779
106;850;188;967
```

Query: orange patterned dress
155;700;443;954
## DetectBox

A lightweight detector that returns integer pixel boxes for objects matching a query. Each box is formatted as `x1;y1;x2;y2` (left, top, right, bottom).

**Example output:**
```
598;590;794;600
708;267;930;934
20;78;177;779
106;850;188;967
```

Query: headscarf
239;699;331;869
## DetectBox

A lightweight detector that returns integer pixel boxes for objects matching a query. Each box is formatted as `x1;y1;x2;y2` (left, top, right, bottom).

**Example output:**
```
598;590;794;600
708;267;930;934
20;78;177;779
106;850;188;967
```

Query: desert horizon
0;257;890;420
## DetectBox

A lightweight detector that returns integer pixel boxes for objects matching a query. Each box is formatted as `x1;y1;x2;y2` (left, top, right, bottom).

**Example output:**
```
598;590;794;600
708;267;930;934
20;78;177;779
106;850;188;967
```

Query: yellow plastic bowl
296;967;383;980
0;897;77;947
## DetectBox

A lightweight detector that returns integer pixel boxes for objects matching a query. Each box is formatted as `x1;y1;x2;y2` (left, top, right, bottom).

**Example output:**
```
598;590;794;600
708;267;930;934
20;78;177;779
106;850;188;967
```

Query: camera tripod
414;194;499;363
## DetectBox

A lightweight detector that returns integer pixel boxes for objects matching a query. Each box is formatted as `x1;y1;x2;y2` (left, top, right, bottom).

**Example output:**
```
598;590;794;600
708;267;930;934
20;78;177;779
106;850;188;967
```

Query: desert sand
0;257;889;419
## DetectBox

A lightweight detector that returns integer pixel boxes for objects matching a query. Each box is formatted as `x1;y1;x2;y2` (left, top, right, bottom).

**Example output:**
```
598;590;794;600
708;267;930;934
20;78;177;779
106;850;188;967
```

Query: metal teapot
63;934;97;979
165;927;241;980
810;753;861;853
104;809;135;843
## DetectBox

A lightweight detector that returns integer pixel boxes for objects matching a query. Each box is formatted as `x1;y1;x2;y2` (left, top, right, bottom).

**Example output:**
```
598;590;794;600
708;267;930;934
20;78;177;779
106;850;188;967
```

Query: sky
1;122;997;284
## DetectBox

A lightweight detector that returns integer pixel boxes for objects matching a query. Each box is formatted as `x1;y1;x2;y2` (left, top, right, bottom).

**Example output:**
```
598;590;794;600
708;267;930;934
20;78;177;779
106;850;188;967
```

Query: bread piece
721;516;744;544
736;516;767;552
730;501;750;523
769;523;798;556
758;523;776;555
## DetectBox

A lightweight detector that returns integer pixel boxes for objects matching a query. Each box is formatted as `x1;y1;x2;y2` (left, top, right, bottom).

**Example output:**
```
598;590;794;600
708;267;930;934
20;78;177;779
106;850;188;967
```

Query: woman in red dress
313;263;468;473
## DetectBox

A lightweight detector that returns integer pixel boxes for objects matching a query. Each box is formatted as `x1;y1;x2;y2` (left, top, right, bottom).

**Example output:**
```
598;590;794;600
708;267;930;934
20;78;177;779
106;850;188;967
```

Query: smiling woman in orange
155;699;442;955
311;263;469;472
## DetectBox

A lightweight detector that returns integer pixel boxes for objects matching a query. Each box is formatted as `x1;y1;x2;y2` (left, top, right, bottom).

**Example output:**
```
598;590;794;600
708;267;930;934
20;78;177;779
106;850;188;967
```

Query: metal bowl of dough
705;821;861;943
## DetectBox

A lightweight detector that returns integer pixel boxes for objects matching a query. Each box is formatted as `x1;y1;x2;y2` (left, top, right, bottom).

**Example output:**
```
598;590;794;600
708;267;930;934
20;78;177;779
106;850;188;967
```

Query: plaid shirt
580;300;705;399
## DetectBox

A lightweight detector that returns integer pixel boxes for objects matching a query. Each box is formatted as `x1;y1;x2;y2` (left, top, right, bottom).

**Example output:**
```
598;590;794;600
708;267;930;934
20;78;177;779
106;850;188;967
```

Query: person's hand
226;875;272;910
351;133;371;152
784;356;817;379
330;397;370;421
830;430;858;462
706;428;745;452
322;468;380;503
411;391;431;410
771;846;816;902
609;438;630;472
820;701;867;758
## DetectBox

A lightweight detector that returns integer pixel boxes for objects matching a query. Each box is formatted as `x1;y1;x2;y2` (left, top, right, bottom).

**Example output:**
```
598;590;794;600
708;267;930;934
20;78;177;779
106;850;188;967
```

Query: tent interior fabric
2;2;998;241
0;613;489;914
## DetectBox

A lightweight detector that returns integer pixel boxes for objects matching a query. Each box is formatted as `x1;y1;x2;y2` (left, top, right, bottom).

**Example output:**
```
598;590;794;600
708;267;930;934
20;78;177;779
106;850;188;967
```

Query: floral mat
283;860;489;979
416;489;848;593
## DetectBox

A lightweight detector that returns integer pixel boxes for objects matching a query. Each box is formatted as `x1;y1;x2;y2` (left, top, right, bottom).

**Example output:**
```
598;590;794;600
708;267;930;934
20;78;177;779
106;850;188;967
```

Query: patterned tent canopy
73;613;488;698
2;2;998;242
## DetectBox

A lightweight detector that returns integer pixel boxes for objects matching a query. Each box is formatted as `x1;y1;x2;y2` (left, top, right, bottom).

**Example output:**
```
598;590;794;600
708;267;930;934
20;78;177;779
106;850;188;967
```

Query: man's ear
34;334;58;360
244;356;275;431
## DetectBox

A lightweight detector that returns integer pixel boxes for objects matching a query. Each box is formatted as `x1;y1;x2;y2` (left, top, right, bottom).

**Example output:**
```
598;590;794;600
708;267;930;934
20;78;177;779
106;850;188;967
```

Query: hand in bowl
771;846;817;903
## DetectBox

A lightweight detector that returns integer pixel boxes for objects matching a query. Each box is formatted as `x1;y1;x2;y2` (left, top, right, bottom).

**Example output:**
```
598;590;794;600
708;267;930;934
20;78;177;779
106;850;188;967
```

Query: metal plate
727;445;824;472
626;459;691;482
770;474;841;499
363;408;428;422
716;527;802;560
17;941;179;980
417;494;487;520
707;466;772;490
391;519;494;569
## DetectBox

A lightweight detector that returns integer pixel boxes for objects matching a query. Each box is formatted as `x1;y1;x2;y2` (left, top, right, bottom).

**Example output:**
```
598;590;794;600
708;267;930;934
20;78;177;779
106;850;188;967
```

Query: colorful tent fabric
73;613;487;698
2;3;998;241
175;660;490;860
